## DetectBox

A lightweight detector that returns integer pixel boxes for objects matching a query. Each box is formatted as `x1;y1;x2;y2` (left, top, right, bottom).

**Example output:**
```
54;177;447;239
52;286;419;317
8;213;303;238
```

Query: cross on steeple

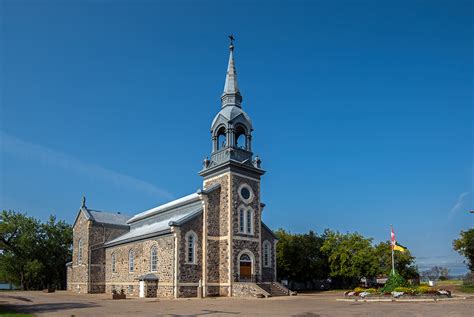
228;34;235;47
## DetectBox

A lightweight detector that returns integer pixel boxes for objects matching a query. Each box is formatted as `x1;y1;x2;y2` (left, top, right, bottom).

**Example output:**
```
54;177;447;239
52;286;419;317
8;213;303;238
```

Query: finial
228;34;235;51
81;196;86;208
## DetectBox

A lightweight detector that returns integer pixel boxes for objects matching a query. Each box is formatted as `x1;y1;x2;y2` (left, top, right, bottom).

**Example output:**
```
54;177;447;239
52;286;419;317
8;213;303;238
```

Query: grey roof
211;105;253;130
87;209;130;227
223;48;239;95
74;206;131;228
104;208;202;247
262;222;279;240
127;192;201;224
105;193;204;248
137;273;159;281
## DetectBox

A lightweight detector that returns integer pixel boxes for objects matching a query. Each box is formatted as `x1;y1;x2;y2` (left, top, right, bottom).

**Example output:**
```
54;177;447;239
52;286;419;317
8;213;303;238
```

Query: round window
240;187;251;200
238;183;254;203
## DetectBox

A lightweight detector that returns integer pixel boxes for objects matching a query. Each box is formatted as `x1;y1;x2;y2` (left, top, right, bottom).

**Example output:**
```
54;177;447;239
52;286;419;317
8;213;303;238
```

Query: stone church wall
69;210;130;294
105;235;175;298
177;214;203;297
204;174;229;237
203;174;232;291
261;225;276;282
70;211;90;293
88;225;129;293
231;174;262;280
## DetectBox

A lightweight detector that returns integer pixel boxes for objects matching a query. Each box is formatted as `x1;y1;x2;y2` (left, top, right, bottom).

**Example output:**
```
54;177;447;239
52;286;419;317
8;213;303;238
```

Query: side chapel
67;40;285;298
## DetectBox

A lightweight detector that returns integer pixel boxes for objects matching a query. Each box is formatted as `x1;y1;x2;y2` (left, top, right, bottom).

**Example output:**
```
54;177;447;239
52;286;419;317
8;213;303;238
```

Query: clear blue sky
1;0;472;275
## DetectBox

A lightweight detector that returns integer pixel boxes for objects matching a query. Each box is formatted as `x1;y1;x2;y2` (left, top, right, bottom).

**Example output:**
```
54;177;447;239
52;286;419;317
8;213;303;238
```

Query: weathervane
81;196;86;208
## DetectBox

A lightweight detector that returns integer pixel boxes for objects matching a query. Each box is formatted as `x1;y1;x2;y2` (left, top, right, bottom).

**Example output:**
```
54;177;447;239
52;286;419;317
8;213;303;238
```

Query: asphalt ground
0;290;473;316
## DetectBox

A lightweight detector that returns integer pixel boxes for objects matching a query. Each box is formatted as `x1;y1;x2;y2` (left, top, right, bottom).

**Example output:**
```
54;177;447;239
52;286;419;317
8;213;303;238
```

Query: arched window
246;208;253;235
234;125;247;149
263;241;271;267
128;249;135;272
111;252;116;273
77;239;83;264
150;246;158;272
238;207;254;235
239;208;245;233
185;231;197;264
216;126;226;150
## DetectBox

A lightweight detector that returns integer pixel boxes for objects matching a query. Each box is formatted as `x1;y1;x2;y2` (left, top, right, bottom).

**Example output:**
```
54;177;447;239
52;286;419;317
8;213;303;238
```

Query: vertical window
263;241;271;267
246;209;252;234
150;246;157;272
111;252;116;273
185;231;197;264
129;249;135;272
77;239;83;264
239;208;245;233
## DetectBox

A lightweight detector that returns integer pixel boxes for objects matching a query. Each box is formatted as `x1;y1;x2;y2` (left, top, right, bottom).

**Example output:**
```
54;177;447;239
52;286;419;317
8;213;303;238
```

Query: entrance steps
256;282;293;297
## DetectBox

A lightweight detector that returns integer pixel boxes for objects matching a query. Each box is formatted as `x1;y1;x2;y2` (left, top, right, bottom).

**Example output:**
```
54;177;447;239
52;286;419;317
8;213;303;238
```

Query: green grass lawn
459;285;474;293
436;279;463;286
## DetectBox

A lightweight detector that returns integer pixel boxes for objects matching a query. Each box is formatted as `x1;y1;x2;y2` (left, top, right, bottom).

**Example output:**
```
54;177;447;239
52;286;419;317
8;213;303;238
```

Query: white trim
207;236;228;241
237;205;254;236
111;252;116;273
173;229;180;299
184;230;198;265
105;282;174;286
150;245;158;272
233;235;259;242
228;173;233;296
77;238;83;265
236;249;255;275
262;240;271;268
128;249;135;273
208;282;230;286
238;183;254;204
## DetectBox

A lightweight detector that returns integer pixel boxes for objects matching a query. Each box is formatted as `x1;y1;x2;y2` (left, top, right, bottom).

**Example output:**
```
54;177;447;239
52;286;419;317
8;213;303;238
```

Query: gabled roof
73;206;130;228
104;206;202;248
104;187;220;247
262;222;279;240
127;193;201;224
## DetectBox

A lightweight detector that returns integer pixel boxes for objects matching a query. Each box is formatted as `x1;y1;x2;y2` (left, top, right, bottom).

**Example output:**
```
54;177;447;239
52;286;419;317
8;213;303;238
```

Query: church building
67;41;285;298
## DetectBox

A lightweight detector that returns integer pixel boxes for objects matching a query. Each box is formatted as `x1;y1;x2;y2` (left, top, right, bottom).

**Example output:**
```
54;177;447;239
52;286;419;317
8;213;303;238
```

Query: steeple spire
221;35;242;108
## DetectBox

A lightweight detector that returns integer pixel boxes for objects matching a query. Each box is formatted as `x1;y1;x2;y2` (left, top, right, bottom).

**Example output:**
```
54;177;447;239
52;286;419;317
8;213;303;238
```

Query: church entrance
239;253;252;281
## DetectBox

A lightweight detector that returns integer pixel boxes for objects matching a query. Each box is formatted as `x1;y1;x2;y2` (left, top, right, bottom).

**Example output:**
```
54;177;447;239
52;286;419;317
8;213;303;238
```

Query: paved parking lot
1;291;473;316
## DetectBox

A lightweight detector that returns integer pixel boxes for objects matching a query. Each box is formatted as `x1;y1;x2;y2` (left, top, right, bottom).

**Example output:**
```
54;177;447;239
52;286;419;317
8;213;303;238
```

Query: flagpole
391;224;395;274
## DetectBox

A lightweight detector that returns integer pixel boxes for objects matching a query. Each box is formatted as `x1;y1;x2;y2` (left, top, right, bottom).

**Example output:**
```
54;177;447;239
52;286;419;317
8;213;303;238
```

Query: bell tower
199;38;265;297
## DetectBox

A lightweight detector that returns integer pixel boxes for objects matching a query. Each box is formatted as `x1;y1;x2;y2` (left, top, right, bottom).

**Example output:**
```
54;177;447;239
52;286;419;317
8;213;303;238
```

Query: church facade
67;42;281;298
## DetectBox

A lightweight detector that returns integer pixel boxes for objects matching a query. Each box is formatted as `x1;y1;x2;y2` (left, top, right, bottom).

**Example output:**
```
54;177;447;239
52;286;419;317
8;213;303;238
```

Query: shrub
354;287;378;294
381;271;408;293
394;287;415;294
364;288;377;294
416;286;437;294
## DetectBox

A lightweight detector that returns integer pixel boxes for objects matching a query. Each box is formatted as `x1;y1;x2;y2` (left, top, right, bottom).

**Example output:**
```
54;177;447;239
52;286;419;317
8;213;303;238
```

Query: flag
393;242;407;253
390;225;396;248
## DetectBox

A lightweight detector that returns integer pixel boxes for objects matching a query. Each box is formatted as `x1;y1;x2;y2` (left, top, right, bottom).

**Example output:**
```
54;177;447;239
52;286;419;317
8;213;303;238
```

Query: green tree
453;229;474;272
275;229;329;282
373;241;418;279
0;210;41;289
0;210;72;290
320;230;377;287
